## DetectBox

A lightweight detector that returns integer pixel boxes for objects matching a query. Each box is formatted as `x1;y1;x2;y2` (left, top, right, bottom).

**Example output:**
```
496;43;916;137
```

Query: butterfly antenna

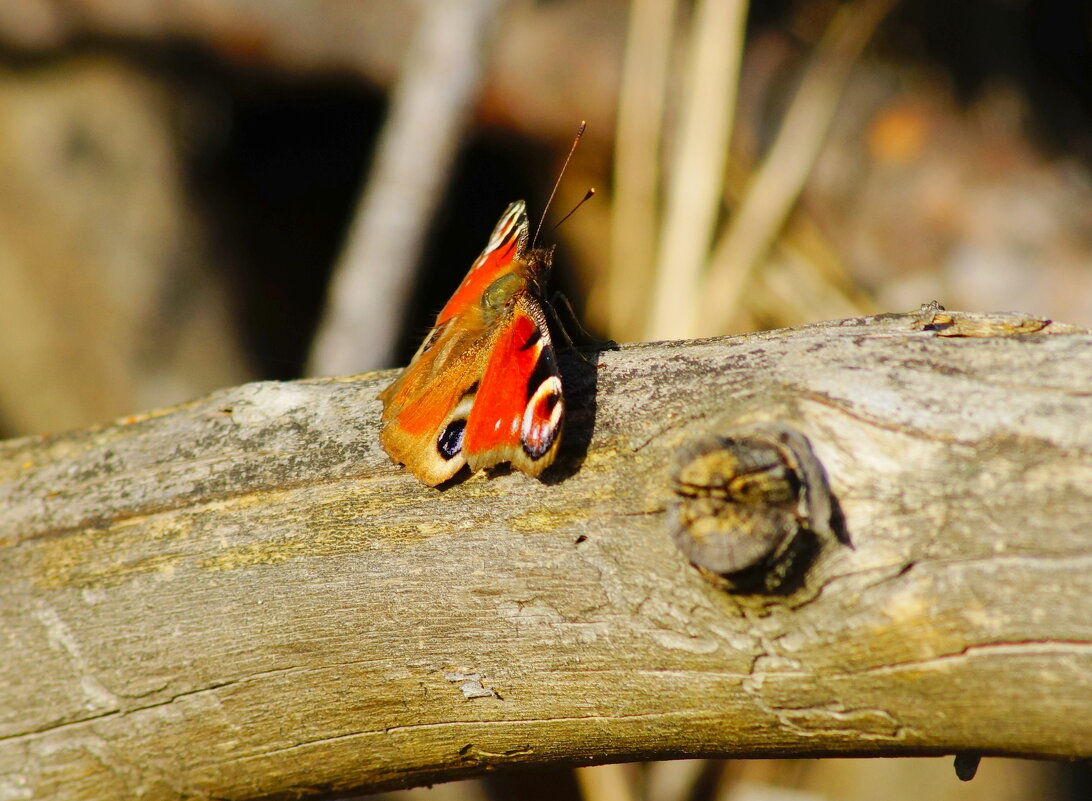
551;187;596;233
532;120;586;249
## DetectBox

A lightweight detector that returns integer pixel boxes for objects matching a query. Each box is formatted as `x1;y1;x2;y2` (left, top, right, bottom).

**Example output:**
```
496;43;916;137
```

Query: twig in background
644;759;715;801
719;153;878;331
644;0;748;342
576;764;639;801
307;0;505;376
776;205;879;316
748;247;872;328
699;0;899;335
608;0;678;342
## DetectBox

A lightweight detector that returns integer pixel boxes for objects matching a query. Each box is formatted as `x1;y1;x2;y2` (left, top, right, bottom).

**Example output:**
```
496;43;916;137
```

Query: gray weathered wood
1;310;1090;801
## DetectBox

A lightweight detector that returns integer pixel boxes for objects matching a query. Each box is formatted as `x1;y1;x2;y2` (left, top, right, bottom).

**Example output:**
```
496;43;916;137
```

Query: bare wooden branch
2;310;1090;801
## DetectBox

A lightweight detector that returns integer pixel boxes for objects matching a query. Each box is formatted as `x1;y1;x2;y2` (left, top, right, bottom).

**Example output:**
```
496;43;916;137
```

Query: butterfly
378;200;565;486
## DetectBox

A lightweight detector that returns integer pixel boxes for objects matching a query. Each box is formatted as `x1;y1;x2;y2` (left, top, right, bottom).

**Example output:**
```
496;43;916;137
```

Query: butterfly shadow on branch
532;340;609;486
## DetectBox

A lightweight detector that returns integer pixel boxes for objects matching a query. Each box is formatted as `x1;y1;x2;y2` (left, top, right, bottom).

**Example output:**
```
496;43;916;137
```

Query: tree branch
2;309;1090;801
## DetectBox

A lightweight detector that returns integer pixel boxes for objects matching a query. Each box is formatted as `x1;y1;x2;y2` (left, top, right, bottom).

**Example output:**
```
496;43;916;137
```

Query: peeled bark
1;309;1089;801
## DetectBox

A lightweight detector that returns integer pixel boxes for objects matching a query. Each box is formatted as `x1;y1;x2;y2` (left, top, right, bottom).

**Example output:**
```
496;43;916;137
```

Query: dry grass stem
608;0;678;341
699;0;898;334
644;0;748;341
576;764;640;801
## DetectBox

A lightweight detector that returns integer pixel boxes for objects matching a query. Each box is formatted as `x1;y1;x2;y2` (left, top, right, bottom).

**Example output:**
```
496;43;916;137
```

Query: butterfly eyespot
521;376;563;459
437;419;467;460
481;273;523;313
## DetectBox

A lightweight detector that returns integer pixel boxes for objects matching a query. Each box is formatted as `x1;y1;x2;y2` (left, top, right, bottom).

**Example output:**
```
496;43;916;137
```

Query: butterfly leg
548;292;619;362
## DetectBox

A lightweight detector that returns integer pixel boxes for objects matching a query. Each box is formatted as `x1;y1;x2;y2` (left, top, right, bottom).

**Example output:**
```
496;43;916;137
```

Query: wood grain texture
2;310;1090;801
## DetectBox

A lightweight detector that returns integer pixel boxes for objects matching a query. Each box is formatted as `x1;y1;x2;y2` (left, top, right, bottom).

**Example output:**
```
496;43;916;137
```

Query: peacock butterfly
378;199;566;485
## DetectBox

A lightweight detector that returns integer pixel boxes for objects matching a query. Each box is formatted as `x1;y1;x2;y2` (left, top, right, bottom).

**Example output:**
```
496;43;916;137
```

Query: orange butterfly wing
434;201;525;328
378;320;488;484
379;201;564;486
463;296;563;476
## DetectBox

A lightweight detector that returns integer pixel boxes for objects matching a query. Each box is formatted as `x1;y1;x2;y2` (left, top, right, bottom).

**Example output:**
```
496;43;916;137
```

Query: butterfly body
379;201;564;486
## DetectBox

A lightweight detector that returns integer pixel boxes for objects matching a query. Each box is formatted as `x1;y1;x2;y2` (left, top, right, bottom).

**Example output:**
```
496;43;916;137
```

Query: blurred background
0;0;1088;798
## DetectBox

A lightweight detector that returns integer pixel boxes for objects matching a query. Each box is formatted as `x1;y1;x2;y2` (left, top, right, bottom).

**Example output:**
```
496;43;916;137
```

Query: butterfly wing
379;320;492;485
434;201;526;328
381;200;562;485
462;292;564;476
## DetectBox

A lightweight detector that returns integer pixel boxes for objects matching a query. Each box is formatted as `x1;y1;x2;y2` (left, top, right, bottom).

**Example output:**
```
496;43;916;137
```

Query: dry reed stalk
644;0;748;341
699;0;898;334
608;0;678;341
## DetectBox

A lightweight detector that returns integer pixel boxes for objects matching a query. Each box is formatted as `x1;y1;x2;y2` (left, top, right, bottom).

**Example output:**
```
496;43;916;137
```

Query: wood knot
669;423;841;593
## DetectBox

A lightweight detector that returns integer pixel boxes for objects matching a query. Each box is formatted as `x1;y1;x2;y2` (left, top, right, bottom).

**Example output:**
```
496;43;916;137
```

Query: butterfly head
522;243;555;295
